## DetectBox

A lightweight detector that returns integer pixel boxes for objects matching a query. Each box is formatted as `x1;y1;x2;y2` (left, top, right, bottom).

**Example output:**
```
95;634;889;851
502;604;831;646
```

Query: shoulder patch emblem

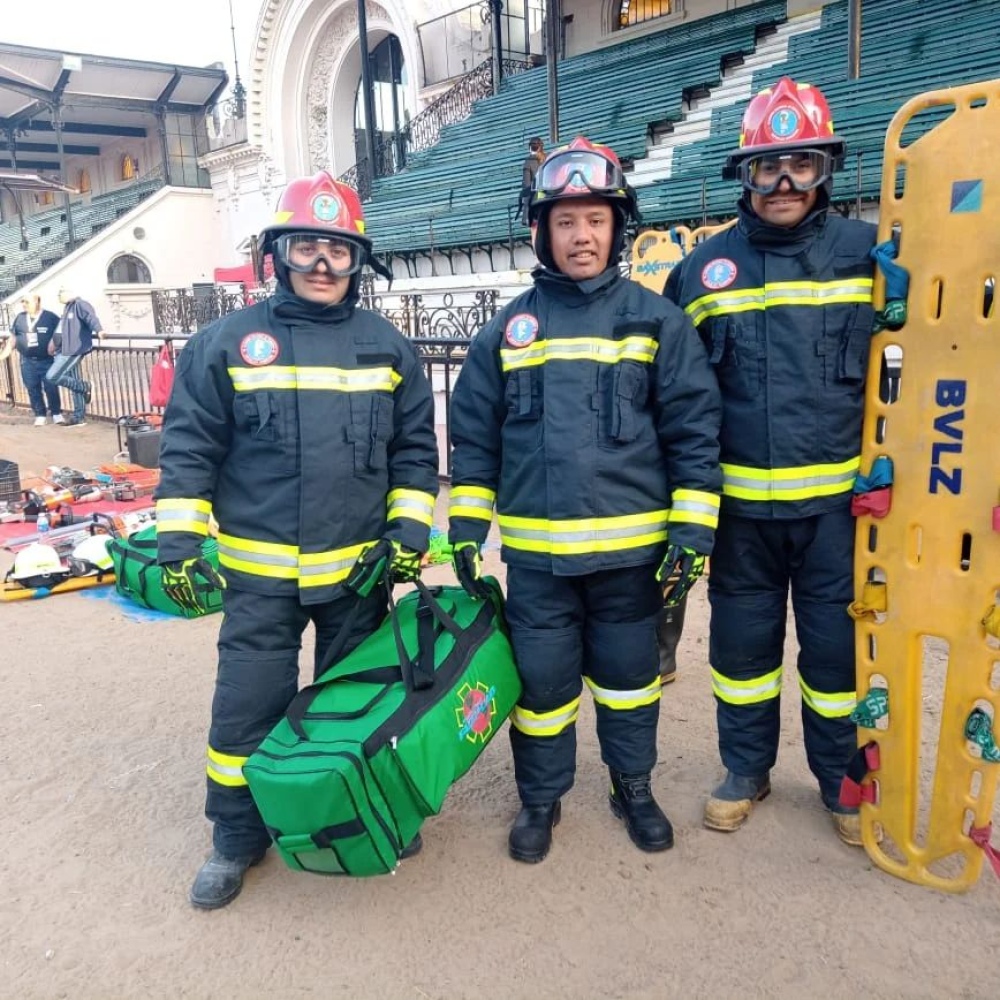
505;312;539;348
240;332;280;366
701;258;738;291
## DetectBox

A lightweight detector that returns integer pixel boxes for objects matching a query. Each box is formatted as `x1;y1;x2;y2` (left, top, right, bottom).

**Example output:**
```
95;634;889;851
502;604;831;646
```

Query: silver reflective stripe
671;498;719;517
300;555;357;579
723;468;857;494
389;496;434;517
207;759;244;780
452;494;494;513
502;521;666;544
215;543;298;569
156;508;210;526
511;703;579;734
584;676;660;709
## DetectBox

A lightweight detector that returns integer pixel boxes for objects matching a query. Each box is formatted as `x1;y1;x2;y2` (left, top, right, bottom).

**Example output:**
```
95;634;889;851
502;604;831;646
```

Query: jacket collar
531;264;621;304
269;285;357;324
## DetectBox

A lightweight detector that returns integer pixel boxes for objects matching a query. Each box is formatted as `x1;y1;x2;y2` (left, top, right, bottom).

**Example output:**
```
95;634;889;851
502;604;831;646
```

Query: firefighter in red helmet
449;136;722;862
664;77;877;846
156;171;439;908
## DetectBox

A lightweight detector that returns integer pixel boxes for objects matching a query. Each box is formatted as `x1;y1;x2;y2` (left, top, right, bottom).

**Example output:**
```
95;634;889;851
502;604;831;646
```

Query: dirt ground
1;413;999;1000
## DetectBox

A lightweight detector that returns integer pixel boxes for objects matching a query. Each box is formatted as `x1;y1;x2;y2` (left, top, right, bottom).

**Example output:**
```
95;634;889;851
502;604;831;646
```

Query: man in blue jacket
664;77;876;846
156;172;439;908
46;287;103;426
449;137;722;863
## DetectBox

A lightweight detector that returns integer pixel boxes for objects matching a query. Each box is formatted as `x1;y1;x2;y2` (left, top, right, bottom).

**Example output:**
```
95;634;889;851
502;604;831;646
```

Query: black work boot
656;594;688;685
609;771;674;852
703;770;771;832
508;802;561;863
400;832;423;860
189;849;266;910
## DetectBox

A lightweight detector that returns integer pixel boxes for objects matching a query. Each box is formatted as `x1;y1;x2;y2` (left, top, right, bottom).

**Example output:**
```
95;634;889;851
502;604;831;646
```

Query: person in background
46;286;104;427
519;136;545;225
11;294;63;425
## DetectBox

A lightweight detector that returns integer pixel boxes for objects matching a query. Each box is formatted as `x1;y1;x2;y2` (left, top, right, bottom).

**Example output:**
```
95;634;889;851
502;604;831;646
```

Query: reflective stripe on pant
206;585;387;857
707;509;857;803
506;565;662;806
45;354;87;420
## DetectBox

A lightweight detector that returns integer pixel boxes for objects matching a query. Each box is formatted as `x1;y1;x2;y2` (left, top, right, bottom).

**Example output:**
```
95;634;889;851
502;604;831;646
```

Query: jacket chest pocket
823;304;873;387
600;360;650;447
346;394;393;474
707;315;763;401
233;391;298;474
503;369;543;450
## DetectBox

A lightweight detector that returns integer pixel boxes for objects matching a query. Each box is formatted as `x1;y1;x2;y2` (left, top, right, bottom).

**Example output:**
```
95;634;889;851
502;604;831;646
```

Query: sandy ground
1;413;999;1000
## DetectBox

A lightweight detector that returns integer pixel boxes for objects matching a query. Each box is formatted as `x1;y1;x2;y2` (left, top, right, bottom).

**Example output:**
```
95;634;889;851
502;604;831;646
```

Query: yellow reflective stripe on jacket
500;335;658;372
511;697;580;737
155;497;212;535
387;488;435;527
498;509;669;555
722;457;860;502
227;365;402;393
207;746;249;787
449;485;497;522
686;278;874;326
584;676;661;710
711;666;783;706
799;676;856;719
669;488;720;530
215;532;373;586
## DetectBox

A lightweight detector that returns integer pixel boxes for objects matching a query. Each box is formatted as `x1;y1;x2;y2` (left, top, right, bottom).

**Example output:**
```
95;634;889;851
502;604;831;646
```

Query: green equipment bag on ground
107;524;224;618
243;577;520;877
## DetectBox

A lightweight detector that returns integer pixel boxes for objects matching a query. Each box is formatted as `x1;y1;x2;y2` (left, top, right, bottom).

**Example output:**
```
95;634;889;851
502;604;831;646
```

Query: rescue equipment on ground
108;524;223;618
244;578;521;876
848;78;1000;892
6;542;71;590
67;534;115;577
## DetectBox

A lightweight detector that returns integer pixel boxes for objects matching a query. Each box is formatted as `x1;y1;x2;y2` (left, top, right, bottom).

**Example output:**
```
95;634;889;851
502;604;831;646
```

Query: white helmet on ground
67;534;114;577
10;542;71;589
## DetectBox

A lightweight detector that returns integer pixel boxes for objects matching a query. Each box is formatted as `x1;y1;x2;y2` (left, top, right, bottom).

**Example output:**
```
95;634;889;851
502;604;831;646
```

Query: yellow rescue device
852;79;1000;892
631;219;737;291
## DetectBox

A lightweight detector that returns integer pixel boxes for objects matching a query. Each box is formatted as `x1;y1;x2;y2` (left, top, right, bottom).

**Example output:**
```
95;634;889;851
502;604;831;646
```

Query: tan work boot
703;770;771;832
832;811;863;846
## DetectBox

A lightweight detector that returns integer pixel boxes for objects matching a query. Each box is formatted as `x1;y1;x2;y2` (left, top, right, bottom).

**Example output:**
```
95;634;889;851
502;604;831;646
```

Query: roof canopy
0;42;228;171
0;169;77;193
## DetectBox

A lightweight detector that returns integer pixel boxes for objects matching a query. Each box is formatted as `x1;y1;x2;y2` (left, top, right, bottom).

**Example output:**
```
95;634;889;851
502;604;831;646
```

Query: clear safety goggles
535;148;626;197
274;232;363;276
738;148;832;195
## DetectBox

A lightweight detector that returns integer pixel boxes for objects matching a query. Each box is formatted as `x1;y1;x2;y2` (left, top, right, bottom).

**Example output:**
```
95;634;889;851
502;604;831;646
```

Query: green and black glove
656;544;707;607
161;557;227;614
452;541;492;600
344;538;422;598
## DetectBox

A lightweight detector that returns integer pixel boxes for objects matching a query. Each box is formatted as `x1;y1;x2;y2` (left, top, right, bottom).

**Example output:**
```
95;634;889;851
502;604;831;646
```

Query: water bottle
37;512;50;536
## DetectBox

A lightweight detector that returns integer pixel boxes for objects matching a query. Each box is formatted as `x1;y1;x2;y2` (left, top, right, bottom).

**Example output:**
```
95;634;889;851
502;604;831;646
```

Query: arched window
616;0;672;30
107;253;151;284
121;154;139;181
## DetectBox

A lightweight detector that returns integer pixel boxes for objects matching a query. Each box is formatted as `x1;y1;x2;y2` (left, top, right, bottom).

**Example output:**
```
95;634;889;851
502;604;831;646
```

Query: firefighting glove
345;538;422;598
656;544;707;607
161;557;227;613
452;542;492;601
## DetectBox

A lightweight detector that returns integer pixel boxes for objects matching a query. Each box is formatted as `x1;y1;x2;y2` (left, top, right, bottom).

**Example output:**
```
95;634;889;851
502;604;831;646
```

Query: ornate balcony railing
339;57;533;200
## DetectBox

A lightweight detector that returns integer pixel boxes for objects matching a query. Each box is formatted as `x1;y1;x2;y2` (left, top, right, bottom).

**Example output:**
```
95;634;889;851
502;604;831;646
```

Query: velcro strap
851;488;892;518
969;824;1000;881
848;581;887;621
839;741;880;808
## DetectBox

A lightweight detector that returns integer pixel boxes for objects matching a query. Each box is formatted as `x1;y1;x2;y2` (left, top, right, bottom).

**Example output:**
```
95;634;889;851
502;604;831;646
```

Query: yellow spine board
856;79;1000;892
1;573;115;601
630;228;688;291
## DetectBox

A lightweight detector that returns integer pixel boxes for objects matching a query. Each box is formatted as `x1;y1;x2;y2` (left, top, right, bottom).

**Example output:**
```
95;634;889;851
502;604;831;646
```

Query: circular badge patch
701;258;738;291
768;106;801;140
311;192;342;224
240;332;280;367
505;312;539;348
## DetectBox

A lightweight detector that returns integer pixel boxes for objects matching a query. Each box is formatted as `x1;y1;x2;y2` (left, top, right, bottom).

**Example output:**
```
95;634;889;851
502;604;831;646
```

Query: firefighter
448;137;722;863
664;77;877;846
156;171;439;909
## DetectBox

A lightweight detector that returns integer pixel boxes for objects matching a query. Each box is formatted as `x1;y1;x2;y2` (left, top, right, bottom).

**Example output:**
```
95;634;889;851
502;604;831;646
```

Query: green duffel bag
108;524;224;618
243;577;520;877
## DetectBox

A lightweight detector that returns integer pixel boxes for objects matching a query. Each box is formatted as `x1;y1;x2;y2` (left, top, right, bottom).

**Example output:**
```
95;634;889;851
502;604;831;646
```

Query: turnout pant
506;565;663;806
45;354;87;421
20;356;62;417
205;586;387;858
707;509;858;806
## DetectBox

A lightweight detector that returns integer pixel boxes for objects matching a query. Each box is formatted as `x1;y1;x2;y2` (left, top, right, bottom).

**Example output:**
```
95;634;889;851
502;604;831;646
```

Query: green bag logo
456;681;497;744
